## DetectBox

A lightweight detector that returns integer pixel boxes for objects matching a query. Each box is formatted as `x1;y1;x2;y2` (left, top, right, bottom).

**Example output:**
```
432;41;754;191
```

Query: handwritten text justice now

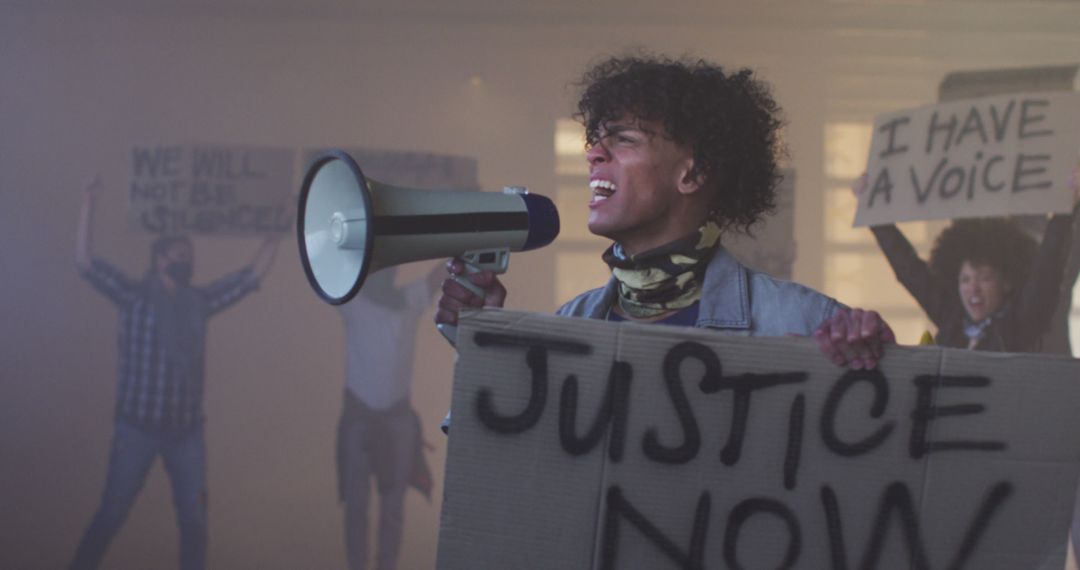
467;332;1011;570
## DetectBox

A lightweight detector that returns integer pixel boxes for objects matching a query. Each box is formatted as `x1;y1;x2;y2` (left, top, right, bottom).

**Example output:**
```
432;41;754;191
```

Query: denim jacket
557;245;841;336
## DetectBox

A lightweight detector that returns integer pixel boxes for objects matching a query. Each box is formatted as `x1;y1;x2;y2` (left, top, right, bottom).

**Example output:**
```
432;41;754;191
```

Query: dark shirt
607;302;701;327
80;257;258;430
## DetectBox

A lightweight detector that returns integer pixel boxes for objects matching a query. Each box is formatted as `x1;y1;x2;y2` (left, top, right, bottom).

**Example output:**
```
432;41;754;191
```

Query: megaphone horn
297;149;560;305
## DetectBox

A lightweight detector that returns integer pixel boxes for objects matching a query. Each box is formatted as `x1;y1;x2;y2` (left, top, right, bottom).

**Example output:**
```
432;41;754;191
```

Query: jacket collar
696;246;751;329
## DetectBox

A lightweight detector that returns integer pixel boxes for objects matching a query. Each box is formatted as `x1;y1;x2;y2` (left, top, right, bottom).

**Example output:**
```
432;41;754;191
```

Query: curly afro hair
574;54;786;234
928;218;1037;300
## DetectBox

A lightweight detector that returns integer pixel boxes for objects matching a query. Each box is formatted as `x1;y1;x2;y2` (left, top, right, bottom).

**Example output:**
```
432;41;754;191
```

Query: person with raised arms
852;169;1078;352
69;175;283;570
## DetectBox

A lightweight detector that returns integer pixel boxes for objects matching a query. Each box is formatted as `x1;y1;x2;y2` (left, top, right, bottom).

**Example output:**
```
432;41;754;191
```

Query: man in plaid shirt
68;176;283;570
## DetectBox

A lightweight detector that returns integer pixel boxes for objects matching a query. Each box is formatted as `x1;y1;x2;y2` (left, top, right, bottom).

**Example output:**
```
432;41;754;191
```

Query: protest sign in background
438;310;1080;570
854;92;1080;227
937;65;1080;359
128;144;295;235
302;147;479;191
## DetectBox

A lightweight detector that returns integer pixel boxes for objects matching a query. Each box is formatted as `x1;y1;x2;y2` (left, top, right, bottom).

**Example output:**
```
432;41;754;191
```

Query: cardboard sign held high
438;310;1080;570
128;144;295;236
854;92;1080;227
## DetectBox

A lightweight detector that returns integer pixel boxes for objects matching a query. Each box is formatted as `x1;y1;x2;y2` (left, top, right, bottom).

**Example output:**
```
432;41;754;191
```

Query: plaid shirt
81;257;259;431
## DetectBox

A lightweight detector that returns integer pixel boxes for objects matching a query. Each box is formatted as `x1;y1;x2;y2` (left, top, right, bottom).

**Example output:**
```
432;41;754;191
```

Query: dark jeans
337;393;420;570
69;420;208;570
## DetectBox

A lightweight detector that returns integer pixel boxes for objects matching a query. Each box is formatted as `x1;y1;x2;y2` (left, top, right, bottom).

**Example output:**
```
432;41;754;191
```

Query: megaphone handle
437;253;507;346
450;273;487;298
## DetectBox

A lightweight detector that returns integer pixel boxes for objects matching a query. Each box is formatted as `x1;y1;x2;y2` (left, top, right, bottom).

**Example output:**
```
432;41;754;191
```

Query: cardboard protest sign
438;309;1080;570
854;92;1080;227
128;144;295;235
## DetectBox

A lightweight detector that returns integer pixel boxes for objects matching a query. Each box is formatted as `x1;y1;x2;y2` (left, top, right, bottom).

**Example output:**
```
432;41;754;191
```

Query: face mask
165;261;193;284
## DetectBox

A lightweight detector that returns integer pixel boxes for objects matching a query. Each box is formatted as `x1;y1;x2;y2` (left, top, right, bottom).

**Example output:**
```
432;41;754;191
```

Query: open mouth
965;296;988;318
590;179;616;201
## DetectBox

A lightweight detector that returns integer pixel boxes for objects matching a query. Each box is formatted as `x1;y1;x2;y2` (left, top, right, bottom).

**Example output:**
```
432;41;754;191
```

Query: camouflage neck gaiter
602;220;722;319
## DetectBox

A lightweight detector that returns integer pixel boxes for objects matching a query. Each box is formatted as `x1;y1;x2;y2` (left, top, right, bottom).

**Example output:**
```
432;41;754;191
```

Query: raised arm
75;175;102;272
868;225;952;323
74;175;141;306
1015;171;1080;338
853;173;950;326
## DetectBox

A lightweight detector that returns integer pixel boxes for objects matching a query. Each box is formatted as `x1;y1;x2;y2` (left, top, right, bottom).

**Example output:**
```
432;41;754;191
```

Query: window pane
825;186;862;243
824;122;872;180
555;118;587;176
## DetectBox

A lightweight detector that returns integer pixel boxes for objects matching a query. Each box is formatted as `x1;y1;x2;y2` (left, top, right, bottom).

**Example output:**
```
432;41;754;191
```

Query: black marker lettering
700;369;807;467
926;110;958;153
723;497;801;570
966;153;982;200
988;99;1015;142
910;375;1006;459
868;169;894;208
945;482;1014;570
858;483;932;570
784;394;805;491
955;106;989;147
600;486;710;570
560;361;632;462
910;158;948;204
855;481;1013;570
472;332;590;434
1018;99;1053;139
821;369;895;457
1011;153;1053;193
878;116;911;158
820;486;849;570
982;155;1005;192
939;165;965;200
643;342;711;464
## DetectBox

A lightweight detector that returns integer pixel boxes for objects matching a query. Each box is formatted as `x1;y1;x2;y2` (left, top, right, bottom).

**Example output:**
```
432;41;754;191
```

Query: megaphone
297;150;560;338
